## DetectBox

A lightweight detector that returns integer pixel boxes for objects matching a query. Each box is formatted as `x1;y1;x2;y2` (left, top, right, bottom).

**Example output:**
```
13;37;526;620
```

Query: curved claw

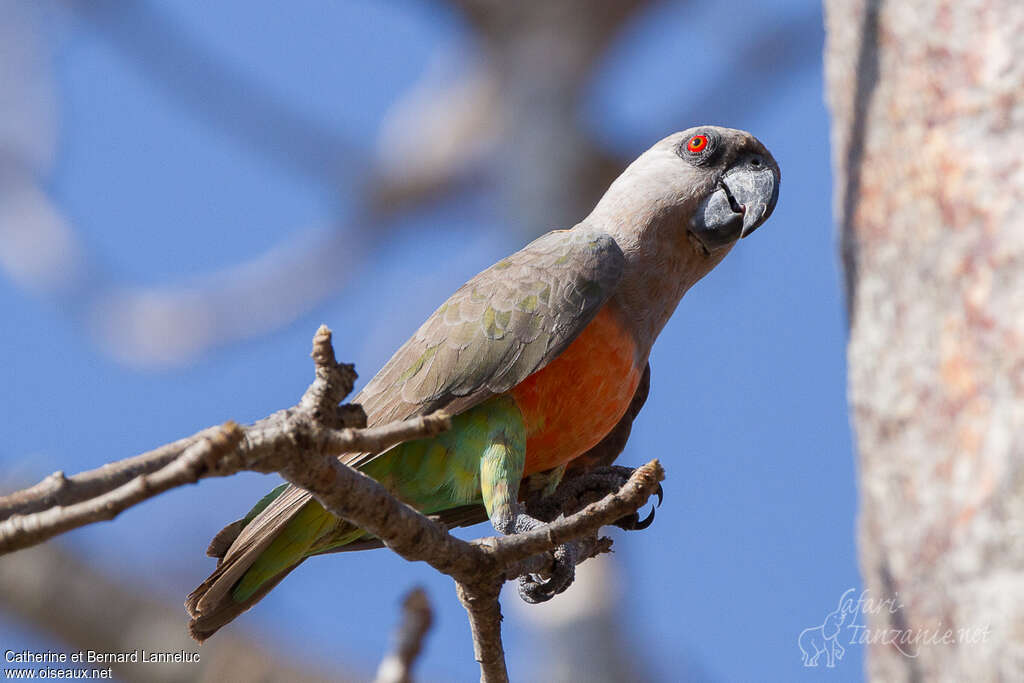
633;505;656;530
655;483;664;507
613;502;658;531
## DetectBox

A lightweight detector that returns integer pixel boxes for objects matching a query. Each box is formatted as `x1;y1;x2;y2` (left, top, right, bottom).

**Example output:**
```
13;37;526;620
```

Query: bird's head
588;126;780;256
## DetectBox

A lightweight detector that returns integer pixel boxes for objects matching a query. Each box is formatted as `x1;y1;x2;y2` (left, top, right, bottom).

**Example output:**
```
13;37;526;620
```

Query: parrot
186;126;779;640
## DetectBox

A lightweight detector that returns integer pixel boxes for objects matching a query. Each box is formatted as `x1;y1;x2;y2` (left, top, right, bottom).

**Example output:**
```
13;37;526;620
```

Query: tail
186;482;492;641
186;485;354;641
186;555;303;642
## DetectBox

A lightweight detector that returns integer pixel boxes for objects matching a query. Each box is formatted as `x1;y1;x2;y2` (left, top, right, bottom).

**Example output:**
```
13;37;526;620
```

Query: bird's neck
581;199;732;362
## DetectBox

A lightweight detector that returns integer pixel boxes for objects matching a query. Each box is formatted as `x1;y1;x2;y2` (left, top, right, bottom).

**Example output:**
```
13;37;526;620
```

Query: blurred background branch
1;0;820;367
373;587;433;683
0;541;341;683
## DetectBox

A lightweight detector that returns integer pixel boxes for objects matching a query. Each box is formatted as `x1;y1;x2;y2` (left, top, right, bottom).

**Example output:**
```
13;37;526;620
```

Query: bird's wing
349;226;625;463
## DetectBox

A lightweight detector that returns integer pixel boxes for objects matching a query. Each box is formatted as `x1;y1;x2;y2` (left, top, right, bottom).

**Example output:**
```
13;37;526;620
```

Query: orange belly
511;305;642;475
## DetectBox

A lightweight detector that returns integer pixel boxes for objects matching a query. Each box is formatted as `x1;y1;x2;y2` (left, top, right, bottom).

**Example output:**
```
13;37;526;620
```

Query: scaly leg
480;435;577;603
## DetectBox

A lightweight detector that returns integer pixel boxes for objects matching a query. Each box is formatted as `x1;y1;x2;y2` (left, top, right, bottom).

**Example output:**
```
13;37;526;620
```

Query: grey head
581;126;781;351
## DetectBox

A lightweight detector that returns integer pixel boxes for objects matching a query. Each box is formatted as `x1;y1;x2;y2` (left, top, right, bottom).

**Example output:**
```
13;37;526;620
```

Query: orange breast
511;305;642;475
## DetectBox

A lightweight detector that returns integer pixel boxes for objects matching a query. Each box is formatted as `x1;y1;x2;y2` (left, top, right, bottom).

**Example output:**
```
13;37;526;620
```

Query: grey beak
730;164;779;238
690;163;779;250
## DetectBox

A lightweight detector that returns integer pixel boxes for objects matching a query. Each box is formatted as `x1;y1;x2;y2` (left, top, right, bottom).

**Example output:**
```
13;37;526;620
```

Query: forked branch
0;325;664;682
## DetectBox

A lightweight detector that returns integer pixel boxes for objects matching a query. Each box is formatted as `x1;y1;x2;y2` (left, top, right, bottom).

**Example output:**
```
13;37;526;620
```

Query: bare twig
324;414;451;455
0;427;222;520
0;324;449;555
0;326;663;681
0;425;242;554
374;587;434;683
299;324;360;422
0;407;452;556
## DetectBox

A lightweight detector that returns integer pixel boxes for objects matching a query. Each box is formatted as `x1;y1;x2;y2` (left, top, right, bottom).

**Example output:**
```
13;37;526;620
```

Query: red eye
687;134;708;153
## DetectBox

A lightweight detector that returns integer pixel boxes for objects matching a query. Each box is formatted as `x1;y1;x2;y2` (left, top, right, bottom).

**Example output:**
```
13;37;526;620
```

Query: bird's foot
500;465;663;604
530;465;663;532
517;540;578;603
498;508;579;603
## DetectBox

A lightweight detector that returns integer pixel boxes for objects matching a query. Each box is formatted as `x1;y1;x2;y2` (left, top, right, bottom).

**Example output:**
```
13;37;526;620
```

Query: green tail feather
232;499;339;601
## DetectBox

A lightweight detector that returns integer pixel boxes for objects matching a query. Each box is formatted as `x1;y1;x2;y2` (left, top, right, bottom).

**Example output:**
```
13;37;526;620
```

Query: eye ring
676;130;718;165
686;134;708;153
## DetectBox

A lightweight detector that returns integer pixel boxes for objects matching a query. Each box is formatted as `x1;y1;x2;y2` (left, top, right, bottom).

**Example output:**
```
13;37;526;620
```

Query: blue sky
1;1;862;680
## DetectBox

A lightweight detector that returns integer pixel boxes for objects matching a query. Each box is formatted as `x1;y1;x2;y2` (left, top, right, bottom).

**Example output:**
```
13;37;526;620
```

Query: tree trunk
825;0;1024;680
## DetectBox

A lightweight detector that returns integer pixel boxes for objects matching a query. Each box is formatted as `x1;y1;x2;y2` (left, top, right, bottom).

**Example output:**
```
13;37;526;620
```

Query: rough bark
825;1;1024;680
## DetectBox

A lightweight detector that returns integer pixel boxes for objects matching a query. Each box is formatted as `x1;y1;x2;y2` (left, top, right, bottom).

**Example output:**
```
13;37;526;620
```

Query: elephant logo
798;590;858;668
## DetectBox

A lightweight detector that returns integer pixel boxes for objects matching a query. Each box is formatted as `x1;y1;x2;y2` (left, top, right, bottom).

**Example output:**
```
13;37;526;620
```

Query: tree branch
0;428;222;519
0;424;242;554
0;407;455;556
298;324;359;422
457;581;508;683
0;326;664;681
